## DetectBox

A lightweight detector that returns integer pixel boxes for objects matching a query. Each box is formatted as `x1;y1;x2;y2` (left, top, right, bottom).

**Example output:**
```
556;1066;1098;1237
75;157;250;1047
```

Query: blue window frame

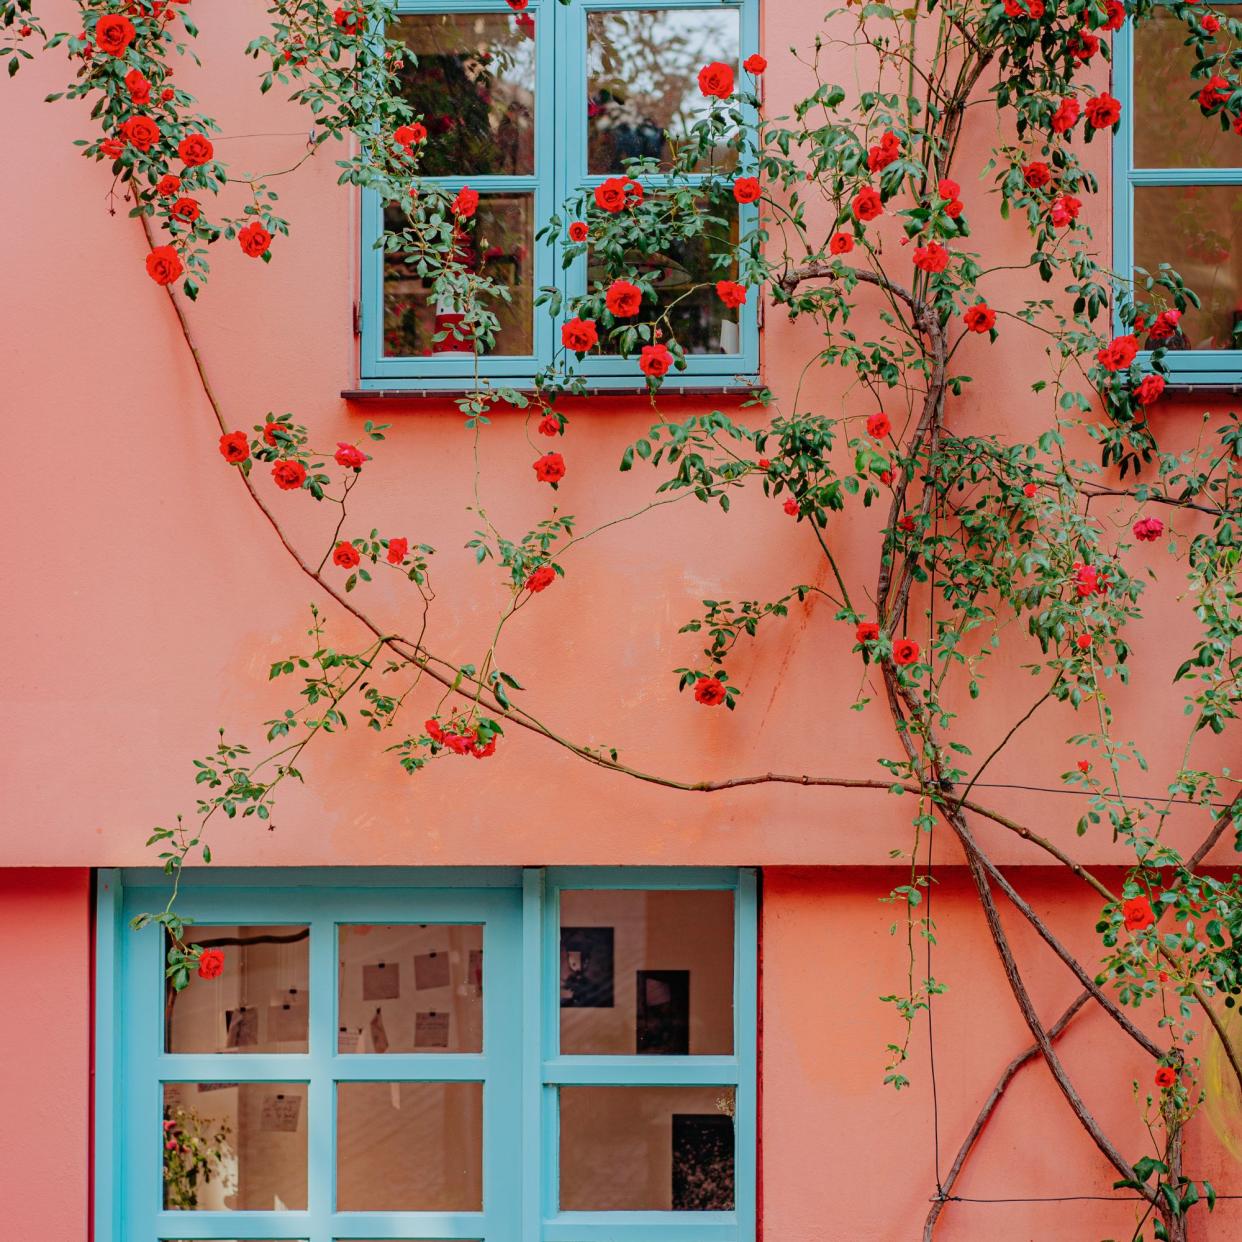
1114;7;1242;385
96;866;758;1242
359;0;761;392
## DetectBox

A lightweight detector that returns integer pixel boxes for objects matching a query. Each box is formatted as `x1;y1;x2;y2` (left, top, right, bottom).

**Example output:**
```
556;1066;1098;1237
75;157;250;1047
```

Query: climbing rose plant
9;0;1242;1237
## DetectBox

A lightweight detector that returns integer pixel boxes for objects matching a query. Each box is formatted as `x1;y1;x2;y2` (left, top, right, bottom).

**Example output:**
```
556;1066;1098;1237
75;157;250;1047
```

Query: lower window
98;867;757;1241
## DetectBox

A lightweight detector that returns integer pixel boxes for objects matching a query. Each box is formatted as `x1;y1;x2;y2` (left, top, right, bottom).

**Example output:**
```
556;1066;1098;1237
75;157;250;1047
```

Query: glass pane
1134;10;1238;168
560;1085;736;1210
165;926;309;1054
1134;185;1242;350
338;924;484;1054
393;11;536;176
383;194;534;357
162;1082;307;1211
587;9;740;174
336;1082;483;1211
587;204;743;356
560;890;734;1055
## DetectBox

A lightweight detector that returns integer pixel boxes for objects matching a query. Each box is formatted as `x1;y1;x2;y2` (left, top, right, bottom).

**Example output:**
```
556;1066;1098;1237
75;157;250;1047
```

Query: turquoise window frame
95;866;759;1242
358;0;761;392
1113;12;1242;386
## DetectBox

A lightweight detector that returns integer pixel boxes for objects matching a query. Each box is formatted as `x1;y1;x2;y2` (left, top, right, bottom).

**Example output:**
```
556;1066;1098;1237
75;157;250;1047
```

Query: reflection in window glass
1134;185;1242;350
560;890;734;1055
162;1082;308;1211
1134;11;1238;169
165;926;309;1054
560;1085;736;1210
337;1081;483;1211
588;9;740;174
587;204;742;356
393;12;536;176
383;195;534;358
338;924;484;1054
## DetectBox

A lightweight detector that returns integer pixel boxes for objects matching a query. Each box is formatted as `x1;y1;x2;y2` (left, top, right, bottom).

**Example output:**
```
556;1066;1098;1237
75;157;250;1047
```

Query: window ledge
342;384;763;401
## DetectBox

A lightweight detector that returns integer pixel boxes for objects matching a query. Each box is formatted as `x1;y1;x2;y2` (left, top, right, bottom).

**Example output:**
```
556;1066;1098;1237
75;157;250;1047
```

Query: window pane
162;1083;307;1211
1134;185;1242;350
1134;10;1238;168
587;203;743;357
165;926;309;1054
587;9;740;174
393;11;535;176
560;890;733;1055
336;1082;483;1211
560;1085;736;1210
383;194;535;358
338;924;484;1054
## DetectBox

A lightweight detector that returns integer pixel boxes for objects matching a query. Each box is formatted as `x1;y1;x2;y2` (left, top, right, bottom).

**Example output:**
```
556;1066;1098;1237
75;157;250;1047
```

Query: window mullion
306;911;336;1241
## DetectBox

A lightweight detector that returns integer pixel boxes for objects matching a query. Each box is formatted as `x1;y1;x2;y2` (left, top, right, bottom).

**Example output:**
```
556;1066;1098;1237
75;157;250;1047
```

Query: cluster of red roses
425;716;498;759
854;622;921;668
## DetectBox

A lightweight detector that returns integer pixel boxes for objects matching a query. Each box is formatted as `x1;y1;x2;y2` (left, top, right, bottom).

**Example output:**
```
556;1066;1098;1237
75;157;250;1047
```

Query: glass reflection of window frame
358;0;761;391
1114;6;1242;384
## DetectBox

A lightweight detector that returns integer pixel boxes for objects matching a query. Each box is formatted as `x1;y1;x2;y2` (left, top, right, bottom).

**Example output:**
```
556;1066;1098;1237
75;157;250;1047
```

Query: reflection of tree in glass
394;15;535;177
162;1104;233;1211
588;11;737;173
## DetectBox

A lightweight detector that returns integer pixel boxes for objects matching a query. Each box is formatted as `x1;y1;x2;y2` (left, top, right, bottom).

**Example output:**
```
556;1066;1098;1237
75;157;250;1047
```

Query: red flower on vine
1023;482;1037;497
1003;0;1044;17
526;565;556;593
394;122;427;151
866;411;890;438
145;245;183;285
1154;1066;1177;1089
856;621;880;643
698;61;735;99
95;14;135;57
963;303;995;333
1122;896;1156;931
171;197;199;223
1051;97;1080;133
561;317;598;353
125;68;151;104
912;242;949;273
852;186;883;221
1085;93;1122;129
1203;14;1220;33
218;432;249;464
1023;161;1052;189
830;232;854;254
639;343;673;376
452;186;479;218
605;280;642;317
335;443;366;470
595;176;642;212
867;130;901;172
892;638;920;665
783;497;799;515
1049;194;1081;228
1097;335;1138;371
155;173;181;196
1147;309;1182;341
387;537;408;564
716;280;747;308
272;460;307;491
99;136;124;159
1134;375;1164;406
694;677;727;706
238;222;272;258
332;542;360;569
568;221;589;242
1133;516;1164;542
1075;633;1093;650
1100;0;1126;31
743;53;767;74
333;5;362;35
1077;759;1090;772
533;452;566;484
537;413;560;436
196;948;225;980
732;177;761;204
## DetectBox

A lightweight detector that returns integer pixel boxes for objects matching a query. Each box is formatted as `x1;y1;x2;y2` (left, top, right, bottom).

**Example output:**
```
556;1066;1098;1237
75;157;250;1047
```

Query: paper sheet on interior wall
225;1006;258;1048
259;1093;302;1133
268;997;307;1042
467;948;483;997
362;961;400;1000
369;1008;389;1055
414;950;451;990
338;1025;362;1054
415;1010;450;1048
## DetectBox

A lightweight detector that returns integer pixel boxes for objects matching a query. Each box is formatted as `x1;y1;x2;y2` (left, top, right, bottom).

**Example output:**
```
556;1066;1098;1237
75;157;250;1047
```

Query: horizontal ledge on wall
341;386;761;401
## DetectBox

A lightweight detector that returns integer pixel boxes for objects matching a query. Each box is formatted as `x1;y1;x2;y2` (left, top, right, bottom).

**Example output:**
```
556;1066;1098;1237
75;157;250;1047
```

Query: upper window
96;867;757;1241
359;0;761;391
1115;8;1242;384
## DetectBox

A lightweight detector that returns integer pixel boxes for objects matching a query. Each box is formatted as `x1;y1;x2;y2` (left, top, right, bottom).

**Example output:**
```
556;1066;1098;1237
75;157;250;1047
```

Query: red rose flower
743;53;767;74
963;303;996;333
694;676;727;706
332;541;361;569
263;421;286;446
333;4;362;34
100;137;125;159
893;638;920;665
526;565;556;593
1023;482;1037;498
1069;30;1101;62
272;460;307;491
238;221;272;258
783;497;799;515
757;458;771;470
156;174;181;196
125;68;151;104
537;413;560;436
122;115;160;151
95;14;135;56
605;279;642;317
1075;632;1093;650
732;176;761;204
507;0;529;9
394;122;427;151
1097;334;1138;371
1147;309;1182;341
938;178;960;200
1085;92;1122;129
533;452;566;484
1198;74;1230;110
1133;516;1164;542
1003;0;1045;16
1051;97;1080;133
856;621;880;643
178;132;214;167
1049;194;1081;228
897;515;915;532
866;411;891;438
145;245;183;285
335;442;366;469
452;186;480;218
594;176;643;213
387;537;408;564
561;317;598;353
196;948;225;980
1121;895;1155;931
639;342;672;376
715;280;747;309
913;242;949;273
829;232;854;255
1023;161;1052;189
1134;374;1164;406
698;61;735;99
568;221;589;242
1203;14;1220;33
944;197;964;219
218;432;249;464
170;196;199;222
1154;1066;1177;1089
852;186;883;221
867;130;901;172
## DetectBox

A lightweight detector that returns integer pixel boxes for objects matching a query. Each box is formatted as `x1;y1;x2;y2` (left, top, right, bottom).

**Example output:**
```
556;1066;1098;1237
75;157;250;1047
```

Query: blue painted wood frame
97;866;758;1242
358;0;762;391
1113;13;1242;386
